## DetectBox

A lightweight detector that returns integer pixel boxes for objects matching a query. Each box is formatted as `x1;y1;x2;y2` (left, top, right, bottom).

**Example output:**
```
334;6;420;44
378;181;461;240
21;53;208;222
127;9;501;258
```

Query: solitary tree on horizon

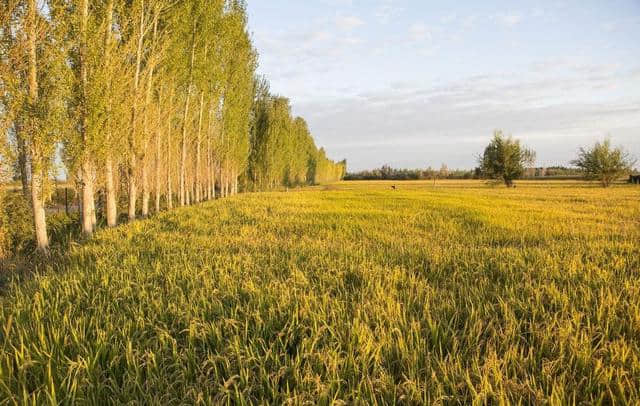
571;139;635;187
479;131;536;188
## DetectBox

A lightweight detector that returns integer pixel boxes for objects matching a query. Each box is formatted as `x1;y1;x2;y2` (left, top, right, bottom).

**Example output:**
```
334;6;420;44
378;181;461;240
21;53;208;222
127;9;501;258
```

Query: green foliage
479;130;536;187
0;191;78;257
0;192;33;255
248;93;345;190
0;181;638;403
571;139;635;187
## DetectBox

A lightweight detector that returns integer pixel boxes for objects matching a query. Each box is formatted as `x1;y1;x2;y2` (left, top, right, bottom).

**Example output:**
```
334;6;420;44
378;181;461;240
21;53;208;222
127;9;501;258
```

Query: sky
246;0;640;171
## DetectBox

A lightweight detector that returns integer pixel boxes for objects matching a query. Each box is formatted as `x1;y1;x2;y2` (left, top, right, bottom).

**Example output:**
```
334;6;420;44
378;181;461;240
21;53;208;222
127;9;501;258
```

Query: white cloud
374;0;403;24
335;15;365;30
494;13;523;27
409;23;432;41
295;66;640;170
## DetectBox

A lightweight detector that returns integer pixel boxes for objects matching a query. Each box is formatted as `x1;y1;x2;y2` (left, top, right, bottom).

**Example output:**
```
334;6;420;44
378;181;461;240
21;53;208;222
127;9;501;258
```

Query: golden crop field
1;180;639;404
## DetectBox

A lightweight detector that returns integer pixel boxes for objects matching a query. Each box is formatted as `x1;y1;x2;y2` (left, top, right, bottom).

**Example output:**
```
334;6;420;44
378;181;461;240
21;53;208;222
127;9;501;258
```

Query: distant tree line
344;165;480;181
346;131;636;188
0;0;345;253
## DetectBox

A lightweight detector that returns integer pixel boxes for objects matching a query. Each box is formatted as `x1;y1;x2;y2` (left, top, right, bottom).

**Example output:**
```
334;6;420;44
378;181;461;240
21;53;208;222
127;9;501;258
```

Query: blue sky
247;0;640;171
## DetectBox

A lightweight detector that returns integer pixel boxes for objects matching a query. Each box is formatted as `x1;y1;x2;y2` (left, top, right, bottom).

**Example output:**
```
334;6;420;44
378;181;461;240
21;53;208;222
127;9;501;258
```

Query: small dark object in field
391;185;397;190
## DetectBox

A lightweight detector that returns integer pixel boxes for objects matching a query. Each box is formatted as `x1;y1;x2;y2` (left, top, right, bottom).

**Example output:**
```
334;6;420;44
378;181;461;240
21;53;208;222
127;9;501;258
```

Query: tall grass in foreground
0;180;639;404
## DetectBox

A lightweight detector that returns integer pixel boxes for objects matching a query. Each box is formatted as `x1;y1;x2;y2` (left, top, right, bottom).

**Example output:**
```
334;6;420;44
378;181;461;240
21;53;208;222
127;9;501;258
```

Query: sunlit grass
1;180;639;403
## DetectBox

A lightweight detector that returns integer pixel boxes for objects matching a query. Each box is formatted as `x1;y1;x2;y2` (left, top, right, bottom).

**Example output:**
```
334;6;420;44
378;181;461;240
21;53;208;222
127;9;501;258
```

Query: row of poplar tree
1;0;346;252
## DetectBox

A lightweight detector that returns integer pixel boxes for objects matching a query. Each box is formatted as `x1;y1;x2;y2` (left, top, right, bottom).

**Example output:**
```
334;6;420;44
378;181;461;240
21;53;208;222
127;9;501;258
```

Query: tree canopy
479;131;536;187
1;0;345;251
571;139;635;187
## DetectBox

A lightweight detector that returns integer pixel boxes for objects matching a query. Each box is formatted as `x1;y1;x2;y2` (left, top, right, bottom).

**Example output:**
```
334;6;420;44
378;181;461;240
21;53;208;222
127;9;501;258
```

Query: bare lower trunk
179;124;188;206
105;157;117;226
81;160;95;235
16;127;30;198
128;154;137;221
155;131;161;213
205;146;210;200
90;166;97;227
141;162;149;217
167;135;173;209
205;139;212;200
211;169;216;200
31;168;49;252
195;92;204;203
221;171;226;197
234;172;238;195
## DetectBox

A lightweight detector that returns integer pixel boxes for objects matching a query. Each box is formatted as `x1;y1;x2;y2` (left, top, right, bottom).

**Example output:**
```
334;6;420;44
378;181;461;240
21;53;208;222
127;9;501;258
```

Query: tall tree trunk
234;171;238;195
195;91;204;203
128;0;145;221
167;137;173;209
141;13;158;218
180;21;197;207
15;123;30;199
155;128;161;213
31;167;48;251
128;154;137;220
104;0;117;227
206;135;211;200
105;157;117;226
224;171;228;198
211;165;216;200
78;0;95;235
26;0;48;251
141;161;149;217
186;177;191;205
81;161;95;234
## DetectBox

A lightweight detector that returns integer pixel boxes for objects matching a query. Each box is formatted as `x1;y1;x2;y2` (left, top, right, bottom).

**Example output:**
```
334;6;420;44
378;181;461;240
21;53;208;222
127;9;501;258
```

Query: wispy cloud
335;15;365;30
408;23;433;41
296;65;640;169
374;0;403;24
493;13;523;27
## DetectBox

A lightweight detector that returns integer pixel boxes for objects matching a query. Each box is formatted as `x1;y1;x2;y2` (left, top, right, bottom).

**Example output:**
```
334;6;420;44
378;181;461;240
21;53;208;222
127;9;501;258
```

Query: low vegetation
1;180;638;404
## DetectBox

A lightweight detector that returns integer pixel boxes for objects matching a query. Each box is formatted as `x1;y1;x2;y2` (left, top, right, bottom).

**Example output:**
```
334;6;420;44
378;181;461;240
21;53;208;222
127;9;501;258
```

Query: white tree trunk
195;92;204;203
104;0;116;227
128;153;137;221
155;129;161;213
31;168;49;251
180;23;197;207
105;157;117;226
27;0;48;252
81;160;95;235
141;161;149;217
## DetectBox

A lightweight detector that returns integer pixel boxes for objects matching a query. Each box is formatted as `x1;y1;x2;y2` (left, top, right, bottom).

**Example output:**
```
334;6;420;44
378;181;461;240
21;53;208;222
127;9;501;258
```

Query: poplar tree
2;0;346;250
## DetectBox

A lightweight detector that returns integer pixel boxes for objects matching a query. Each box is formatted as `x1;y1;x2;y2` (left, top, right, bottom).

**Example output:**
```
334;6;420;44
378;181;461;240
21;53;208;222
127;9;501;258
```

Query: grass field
1;180;639;404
